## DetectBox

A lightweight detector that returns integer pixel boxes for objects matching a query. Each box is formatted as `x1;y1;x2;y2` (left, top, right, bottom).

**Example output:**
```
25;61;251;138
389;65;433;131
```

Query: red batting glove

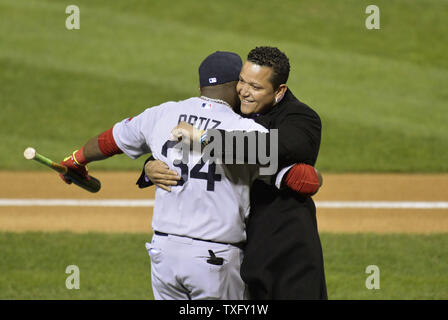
282;163;320;196
59;148;90;184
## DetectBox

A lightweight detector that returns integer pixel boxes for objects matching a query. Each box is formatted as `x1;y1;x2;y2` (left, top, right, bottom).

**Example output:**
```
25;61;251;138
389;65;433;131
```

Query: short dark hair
247;46;290;89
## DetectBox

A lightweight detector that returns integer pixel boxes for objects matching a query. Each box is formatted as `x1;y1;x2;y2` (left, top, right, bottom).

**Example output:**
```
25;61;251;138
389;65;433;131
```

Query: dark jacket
241;89;327;299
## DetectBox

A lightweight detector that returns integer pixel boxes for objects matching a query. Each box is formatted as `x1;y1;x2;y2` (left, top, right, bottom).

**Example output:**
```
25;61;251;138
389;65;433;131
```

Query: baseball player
60;51;274;300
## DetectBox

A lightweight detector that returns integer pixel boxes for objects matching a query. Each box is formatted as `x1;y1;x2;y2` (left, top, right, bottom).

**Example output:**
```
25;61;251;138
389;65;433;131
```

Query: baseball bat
24;147;101;193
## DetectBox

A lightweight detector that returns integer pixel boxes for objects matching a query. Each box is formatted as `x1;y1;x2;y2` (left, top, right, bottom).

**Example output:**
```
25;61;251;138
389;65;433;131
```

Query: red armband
283;164;320;196
97;127;123;157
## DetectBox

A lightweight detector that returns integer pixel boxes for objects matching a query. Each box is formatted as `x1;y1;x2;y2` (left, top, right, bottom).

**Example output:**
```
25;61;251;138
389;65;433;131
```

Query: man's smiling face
237;61;277;115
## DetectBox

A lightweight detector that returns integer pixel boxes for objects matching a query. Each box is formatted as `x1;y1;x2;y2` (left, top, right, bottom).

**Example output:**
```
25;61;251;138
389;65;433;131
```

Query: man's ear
274;84;287;104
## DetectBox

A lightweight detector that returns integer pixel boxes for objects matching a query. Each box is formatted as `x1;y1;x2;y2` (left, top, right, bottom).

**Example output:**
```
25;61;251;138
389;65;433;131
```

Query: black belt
154;231;245;250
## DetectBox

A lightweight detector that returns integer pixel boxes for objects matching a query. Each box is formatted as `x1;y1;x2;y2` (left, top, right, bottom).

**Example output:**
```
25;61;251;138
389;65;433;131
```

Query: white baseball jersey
113;97;268;243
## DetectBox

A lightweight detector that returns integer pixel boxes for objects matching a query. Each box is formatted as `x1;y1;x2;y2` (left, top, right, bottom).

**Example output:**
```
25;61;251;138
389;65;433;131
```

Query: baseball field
0;0;447;300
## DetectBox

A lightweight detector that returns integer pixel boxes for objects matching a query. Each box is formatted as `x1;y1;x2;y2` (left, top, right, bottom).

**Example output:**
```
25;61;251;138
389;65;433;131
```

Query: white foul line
0;199;155;207
0;199;447;209
315;201;448;209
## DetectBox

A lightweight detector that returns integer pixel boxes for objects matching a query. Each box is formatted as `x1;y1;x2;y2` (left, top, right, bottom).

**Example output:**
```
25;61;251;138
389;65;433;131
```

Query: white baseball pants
145;233;248;300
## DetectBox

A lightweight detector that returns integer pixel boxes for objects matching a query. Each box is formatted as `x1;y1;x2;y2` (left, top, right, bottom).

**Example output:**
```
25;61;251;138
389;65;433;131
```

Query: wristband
283;164;320;195
72;147;88;166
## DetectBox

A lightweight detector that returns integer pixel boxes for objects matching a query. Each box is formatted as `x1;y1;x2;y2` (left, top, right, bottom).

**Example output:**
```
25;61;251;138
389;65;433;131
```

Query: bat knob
24;147;36;160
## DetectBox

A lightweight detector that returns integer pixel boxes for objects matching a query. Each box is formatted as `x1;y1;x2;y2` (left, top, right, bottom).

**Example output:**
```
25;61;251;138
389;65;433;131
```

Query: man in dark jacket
236;46;326;299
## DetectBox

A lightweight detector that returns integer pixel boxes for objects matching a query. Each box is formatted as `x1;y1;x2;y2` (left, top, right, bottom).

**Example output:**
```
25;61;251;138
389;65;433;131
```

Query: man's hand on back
145;160;181;192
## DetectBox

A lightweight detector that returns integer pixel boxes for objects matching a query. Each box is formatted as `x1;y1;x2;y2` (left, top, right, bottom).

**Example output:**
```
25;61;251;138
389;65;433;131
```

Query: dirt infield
0;171;447;233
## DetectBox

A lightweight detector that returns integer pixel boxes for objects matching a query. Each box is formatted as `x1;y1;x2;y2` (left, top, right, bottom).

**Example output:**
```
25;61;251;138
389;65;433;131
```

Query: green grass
0;0;447;172
322;233;448;299
0;232;154;299
0;232;446;299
